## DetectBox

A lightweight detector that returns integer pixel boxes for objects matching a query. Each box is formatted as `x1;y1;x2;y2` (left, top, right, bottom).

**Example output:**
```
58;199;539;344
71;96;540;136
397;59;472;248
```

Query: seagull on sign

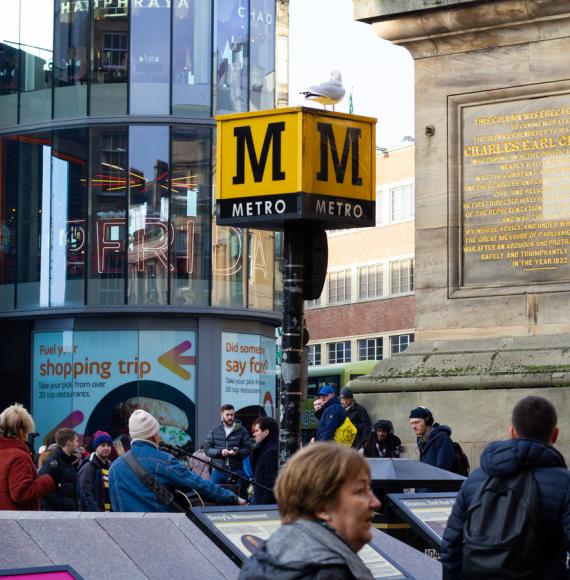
300;70;346;111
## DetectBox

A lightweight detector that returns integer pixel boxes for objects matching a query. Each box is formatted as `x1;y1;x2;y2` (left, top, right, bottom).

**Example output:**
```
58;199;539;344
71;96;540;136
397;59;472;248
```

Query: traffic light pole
278;224;306;467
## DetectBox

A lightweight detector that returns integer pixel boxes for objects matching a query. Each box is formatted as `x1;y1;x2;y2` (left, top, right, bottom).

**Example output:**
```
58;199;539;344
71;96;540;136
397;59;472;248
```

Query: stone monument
351;0;570;464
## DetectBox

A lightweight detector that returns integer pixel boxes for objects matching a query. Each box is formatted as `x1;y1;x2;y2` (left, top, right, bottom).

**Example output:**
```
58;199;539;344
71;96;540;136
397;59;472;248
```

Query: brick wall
305;294;414;340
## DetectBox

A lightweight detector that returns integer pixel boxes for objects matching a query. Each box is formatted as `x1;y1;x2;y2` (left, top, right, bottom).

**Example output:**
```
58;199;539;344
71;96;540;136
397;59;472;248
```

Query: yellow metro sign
216;107;376;228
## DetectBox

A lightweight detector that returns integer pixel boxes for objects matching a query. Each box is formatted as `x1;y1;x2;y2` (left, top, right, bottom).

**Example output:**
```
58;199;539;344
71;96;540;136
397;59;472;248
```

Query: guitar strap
123;450;186;513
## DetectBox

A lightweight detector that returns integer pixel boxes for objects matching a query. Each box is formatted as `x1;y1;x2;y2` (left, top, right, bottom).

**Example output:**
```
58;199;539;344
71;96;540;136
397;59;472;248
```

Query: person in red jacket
0;403;55;510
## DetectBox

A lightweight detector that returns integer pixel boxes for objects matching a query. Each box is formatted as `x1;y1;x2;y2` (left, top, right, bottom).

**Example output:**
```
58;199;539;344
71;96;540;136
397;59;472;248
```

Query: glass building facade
0;0;285;451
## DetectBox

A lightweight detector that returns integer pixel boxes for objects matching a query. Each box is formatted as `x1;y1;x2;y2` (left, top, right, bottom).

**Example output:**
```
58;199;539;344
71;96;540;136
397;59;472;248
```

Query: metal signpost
216;106;376;464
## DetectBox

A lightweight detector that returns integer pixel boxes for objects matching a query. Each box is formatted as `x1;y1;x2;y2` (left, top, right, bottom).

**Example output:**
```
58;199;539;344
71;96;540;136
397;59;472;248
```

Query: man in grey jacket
203;404;251;498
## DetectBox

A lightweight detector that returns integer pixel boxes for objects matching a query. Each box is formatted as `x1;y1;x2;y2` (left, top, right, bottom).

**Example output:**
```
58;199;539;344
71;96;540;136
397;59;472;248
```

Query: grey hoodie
238;519;374;580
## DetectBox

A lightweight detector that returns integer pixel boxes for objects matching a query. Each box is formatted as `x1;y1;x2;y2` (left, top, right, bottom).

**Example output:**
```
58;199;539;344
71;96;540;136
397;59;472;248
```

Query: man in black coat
38;428;80;511
409;406;455;472
340;387;372;449
441;396;570;579
250;417;278;504
203;404;251;498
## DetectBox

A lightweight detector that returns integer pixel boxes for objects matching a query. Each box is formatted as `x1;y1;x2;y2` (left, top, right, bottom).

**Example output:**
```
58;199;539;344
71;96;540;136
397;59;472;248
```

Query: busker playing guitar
109;409;246;512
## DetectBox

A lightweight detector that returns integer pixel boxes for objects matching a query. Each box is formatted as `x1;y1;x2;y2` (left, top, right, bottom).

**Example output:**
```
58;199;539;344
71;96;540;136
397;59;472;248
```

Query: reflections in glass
170;127;211;306
0;137;18;309
130;2;170;115
19;0;54;124
0;1;20;127
212;225;246;308
249;0;275;111
88;126;128;306
16;133;52;309
54;0;89;118
215;0;249;114
90;0;129;116
274;230;283;311
247;229;274;310
128;126;170;305
50;129;88;307
172;0;212;118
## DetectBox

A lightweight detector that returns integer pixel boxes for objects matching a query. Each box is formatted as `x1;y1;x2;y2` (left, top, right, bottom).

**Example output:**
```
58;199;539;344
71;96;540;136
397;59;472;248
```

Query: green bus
300;360;377;432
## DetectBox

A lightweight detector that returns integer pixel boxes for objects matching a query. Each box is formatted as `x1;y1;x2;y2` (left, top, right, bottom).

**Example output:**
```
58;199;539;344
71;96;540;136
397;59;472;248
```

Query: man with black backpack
409;406;456;472
441;396;570;579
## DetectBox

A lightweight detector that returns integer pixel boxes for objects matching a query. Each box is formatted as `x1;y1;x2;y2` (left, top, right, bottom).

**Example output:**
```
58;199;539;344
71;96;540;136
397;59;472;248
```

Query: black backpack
463;470;540;579
451;440;470;477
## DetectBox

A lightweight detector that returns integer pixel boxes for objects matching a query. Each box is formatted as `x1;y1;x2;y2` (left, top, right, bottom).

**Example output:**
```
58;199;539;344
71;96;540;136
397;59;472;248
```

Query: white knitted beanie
128;409;160;440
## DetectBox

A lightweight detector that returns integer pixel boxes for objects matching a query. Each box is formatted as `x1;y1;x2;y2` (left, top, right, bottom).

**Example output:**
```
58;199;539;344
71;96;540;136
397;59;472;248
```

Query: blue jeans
211;466;248;499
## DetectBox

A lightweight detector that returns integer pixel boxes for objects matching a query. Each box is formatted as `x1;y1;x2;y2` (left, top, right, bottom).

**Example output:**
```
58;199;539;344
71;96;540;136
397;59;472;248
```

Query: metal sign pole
278;224;306;466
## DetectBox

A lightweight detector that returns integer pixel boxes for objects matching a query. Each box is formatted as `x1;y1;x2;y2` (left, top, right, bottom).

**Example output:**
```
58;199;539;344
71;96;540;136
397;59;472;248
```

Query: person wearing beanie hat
409;406;455;473
78;430;114;511
129;409;160;441
340;387;372;449
110;408;247;512
360;419;403;459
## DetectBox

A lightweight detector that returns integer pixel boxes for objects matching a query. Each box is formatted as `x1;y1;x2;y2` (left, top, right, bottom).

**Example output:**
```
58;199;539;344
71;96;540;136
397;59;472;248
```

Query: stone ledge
353;0;485;23
354;0;570;57
349;335;570;392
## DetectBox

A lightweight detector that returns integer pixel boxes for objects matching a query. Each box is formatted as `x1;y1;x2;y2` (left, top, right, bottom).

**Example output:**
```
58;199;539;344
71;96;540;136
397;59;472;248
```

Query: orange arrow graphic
158;340;196;380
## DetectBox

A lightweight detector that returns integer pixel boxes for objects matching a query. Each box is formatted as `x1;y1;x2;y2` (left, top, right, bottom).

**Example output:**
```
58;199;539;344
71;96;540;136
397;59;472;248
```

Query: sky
288;0;415;149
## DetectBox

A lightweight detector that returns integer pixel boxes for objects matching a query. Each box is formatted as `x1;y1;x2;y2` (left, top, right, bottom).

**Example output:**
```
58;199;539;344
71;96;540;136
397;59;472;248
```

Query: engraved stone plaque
461;94;570;287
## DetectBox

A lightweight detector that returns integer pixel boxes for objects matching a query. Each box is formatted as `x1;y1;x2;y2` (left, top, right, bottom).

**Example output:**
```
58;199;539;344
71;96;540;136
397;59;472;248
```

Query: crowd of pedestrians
1;392;569;579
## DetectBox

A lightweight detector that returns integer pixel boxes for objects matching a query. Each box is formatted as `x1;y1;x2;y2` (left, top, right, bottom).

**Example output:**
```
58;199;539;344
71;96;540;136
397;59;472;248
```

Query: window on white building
358;264;383;300
391;183;415;222
308;344;321;366
358;338;383;361
328;270;351;304
390;333;414;354
305;297;321;309
390;259;414;295
328;341;351;364
375;189;385;225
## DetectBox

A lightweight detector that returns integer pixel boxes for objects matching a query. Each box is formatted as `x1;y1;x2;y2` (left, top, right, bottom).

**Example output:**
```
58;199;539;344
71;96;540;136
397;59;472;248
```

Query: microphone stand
159;442;273;494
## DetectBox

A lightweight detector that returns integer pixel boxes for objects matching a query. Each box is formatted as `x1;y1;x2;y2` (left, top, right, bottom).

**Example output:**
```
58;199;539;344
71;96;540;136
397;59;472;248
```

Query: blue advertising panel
32;329;196;451
221;332;276;428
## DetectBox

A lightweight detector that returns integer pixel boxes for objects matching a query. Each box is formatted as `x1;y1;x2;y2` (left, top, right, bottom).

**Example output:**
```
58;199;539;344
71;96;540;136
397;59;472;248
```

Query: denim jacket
109;440;239;512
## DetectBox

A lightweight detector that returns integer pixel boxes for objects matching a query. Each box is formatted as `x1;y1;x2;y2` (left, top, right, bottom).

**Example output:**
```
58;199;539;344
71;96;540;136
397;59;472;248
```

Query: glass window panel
0;1;20;127
274;230;283;311
0;137;18;310
328;270;351;304
391;183;415;222
130;1;170;115
212;224;246;308
390;258;414;295
215;0;249;114
49;129;88;307
359;264;383;299
170;126;211;306
19;0;54;125
172;0;212;118
248;229;275;310
390;333;414;354
54;0;89;119
308;344;321;366
328;341;351;364
249;0;275;111
87;126;128;306
358;338;383;361
90;0;128;116
127;126;170;305
16;133;52;309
